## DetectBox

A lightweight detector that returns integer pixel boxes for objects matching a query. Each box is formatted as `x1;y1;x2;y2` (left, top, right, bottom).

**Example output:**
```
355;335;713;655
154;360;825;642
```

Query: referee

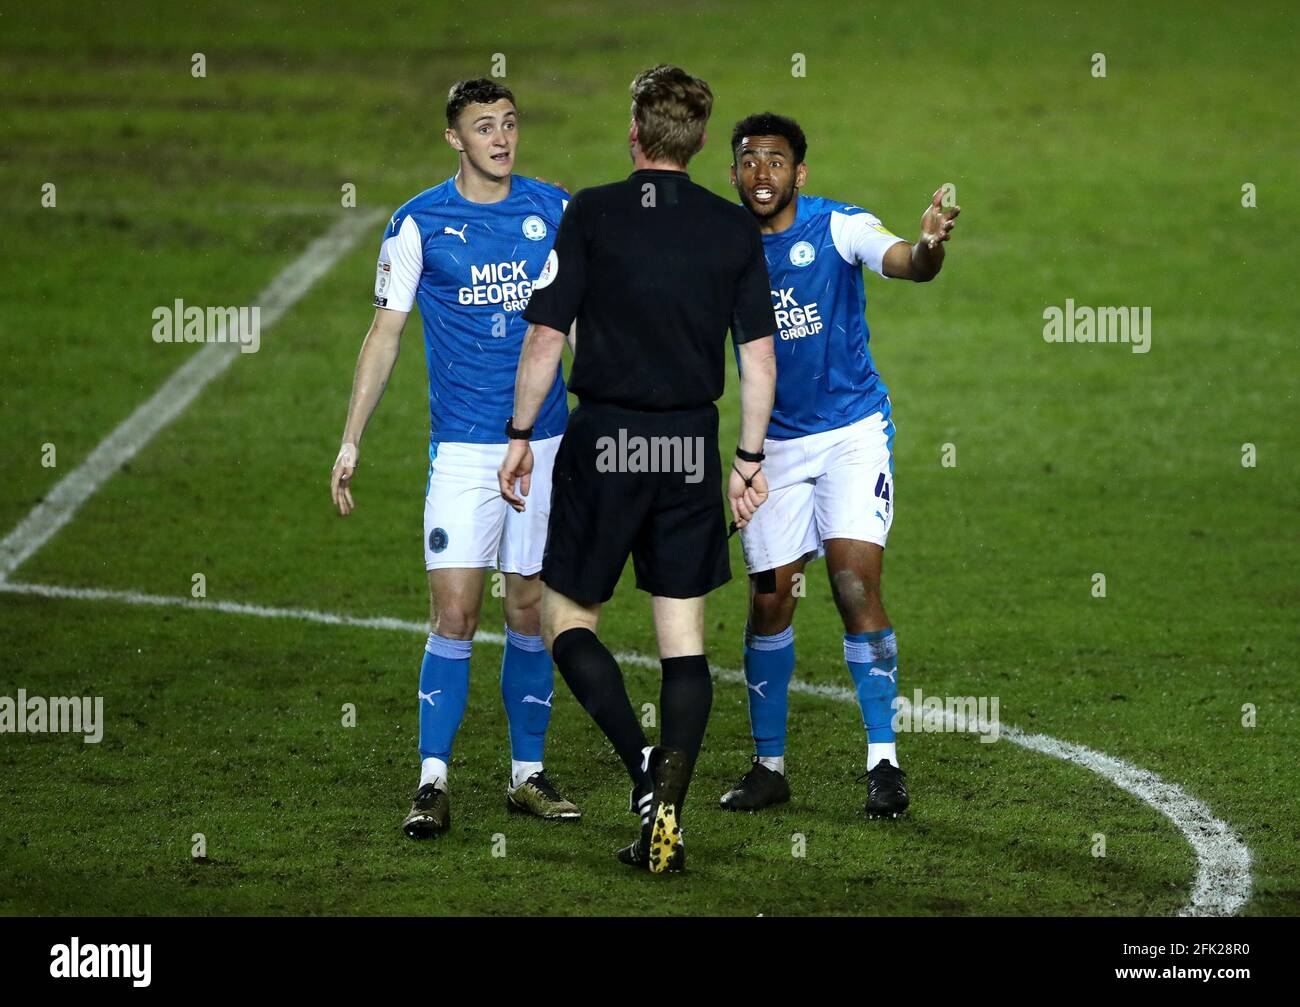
498;64;777;873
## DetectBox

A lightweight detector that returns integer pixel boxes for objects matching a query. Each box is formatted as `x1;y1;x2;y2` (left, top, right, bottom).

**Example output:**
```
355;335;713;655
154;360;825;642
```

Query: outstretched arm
883;187;962;282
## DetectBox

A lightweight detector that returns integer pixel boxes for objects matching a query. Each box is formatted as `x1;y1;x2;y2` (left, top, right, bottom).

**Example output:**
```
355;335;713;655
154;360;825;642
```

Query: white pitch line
1006;730;1253;917
891;699;1252;917
0;577;1252;916
0;211;384;582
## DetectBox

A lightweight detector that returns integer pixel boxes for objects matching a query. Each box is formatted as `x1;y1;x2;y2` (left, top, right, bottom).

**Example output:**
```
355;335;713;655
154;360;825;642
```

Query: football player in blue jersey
330;79;580;837
719;112;960;819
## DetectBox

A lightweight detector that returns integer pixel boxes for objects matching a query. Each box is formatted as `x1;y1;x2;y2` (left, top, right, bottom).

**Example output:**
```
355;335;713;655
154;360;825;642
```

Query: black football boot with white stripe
617;746;687;873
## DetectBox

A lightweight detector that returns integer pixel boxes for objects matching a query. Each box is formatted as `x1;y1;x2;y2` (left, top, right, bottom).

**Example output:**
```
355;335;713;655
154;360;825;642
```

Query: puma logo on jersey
443;224;468;243
868;667;896;684
747;680;768;699
418;689;442;707
521;691;554;708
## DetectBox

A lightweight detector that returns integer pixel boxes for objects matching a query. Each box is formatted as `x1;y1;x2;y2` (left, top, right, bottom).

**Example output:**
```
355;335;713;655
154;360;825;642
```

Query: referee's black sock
660;654;713;791
552;627;649;785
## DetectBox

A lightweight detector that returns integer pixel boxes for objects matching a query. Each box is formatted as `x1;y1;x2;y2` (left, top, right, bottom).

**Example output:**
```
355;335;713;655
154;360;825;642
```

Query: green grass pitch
1;0;1296;916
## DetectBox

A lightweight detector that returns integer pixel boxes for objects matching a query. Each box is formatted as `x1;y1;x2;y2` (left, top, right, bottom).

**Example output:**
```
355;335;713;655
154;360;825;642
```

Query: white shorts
423;435;561;574
740;409;895;574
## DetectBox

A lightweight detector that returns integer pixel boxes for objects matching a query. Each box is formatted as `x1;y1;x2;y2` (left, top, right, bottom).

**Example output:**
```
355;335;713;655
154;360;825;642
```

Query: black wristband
735;445;765;463
505;418;534;440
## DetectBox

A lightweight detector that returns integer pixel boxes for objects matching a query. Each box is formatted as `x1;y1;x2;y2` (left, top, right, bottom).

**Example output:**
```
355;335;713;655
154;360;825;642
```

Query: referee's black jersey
523;168;776;412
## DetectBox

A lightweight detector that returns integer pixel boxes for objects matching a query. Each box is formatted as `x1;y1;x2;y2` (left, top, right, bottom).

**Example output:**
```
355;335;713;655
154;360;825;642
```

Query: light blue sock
500;627;553;763
845;628;898;745
418;633;472;762
743;625;795;757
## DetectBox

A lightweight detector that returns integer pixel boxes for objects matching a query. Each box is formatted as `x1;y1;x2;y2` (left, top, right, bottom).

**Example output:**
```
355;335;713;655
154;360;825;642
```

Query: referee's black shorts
541;400;730;605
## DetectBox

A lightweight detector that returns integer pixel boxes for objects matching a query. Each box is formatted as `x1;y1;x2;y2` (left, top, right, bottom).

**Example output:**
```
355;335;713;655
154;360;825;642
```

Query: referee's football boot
617;745;689;873
506;770;582;820
719;757;791;812
618;752;657;865
629;779;652;819
616;809;687;873
859;759;909;819
403;783;450;839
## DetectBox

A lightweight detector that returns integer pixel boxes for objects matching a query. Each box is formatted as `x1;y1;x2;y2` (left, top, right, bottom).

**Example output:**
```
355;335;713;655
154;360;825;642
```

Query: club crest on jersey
789;240;816;267
429;527;449;553
521;214;547;241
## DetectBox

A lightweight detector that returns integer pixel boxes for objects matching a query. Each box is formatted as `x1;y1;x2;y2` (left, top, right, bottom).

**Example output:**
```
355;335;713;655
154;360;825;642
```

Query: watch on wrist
505;417;534;440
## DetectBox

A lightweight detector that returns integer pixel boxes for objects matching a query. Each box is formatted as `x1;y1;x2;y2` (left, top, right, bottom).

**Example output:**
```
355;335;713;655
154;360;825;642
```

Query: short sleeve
374;213;422;312
730;221;777;344
522;191;587;332
829;209;908;278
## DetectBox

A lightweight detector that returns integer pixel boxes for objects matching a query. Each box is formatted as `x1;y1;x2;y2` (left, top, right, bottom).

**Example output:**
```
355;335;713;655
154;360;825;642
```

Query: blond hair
629;64;713;166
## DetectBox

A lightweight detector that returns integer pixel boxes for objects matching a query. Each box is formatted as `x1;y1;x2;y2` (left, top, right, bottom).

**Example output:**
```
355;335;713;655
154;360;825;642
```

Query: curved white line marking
0;579;1252;915
1005;727;1252;916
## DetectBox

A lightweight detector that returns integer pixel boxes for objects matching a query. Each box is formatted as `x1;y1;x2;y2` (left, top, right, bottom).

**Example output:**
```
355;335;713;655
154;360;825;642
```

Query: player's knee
830;569;881;624
433;603;479;640
505;595;542;637
749;591;794;636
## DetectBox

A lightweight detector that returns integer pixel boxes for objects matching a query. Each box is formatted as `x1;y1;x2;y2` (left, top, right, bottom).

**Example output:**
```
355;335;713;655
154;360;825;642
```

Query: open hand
331;442;358;516
920;187;961;250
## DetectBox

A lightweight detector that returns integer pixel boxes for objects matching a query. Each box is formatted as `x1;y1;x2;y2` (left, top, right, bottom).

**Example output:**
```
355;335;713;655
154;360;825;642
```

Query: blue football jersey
747;194;906;440
374;175;569;444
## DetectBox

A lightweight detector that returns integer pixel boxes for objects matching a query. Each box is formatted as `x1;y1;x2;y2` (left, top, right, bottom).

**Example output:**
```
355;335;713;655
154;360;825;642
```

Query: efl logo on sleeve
534;249;558;289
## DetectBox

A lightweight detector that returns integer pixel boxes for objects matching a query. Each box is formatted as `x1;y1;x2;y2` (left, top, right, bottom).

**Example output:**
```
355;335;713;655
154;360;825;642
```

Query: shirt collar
629;168;690;180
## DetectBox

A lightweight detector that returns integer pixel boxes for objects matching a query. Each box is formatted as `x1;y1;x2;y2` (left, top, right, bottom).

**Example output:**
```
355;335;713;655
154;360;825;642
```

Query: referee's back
524;167;773;412
503;63;779;876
